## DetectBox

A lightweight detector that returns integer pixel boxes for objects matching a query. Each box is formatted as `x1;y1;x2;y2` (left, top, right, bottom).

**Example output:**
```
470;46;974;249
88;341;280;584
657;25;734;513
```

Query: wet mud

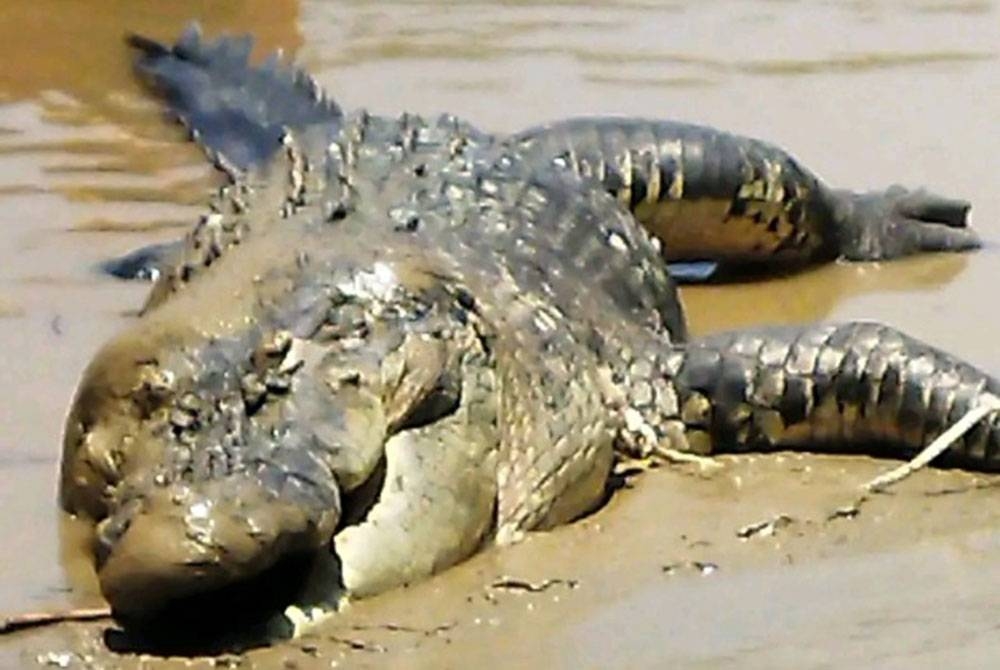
1;1;999;667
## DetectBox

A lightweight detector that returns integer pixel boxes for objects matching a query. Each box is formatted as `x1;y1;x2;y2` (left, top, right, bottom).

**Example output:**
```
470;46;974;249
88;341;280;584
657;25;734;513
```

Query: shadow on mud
100;552;319;656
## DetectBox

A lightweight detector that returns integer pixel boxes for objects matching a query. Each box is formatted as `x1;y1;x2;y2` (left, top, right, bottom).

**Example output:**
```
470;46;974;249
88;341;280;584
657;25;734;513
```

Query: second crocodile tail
670;321;1000;471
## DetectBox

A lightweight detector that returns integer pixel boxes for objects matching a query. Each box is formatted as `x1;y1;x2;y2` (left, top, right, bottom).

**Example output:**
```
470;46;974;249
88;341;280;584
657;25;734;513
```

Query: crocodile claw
831;185;980;261
98;240;181;281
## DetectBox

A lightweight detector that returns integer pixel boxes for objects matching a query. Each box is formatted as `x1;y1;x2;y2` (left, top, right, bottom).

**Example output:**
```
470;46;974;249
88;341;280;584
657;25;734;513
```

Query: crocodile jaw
58;308;348;626
95;475;338;625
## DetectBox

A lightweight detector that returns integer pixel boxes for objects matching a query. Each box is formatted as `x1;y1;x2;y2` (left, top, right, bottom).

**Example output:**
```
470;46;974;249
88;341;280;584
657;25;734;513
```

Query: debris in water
737;514;795;539
35;651;75;668
489;576;579;593
661;561;719;576
827;503;862;521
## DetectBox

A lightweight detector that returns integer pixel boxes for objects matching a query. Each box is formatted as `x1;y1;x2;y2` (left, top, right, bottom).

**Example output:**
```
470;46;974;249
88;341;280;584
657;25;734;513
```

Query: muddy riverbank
1;1;998;667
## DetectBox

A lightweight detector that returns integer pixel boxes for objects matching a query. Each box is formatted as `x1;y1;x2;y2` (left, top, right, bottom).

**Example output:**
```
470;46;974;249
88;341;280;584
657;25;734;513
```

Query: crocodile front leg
669;322;1000;468
333;350;499;598
491;331;618;544
334;322;621;596
269;396;500;639
509;119;979;274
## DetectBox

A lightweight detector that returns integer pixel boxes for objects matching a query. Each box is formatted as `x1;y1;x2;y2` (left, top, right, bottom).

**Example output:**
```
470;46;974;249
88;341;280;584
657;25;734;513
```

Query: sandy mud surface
1;1;998;668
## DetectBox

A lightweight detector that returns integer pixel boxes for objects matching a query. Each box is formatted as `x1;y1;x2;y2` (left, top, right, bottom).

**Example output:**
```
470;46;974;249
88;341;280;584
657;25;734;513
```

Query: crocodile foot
830;185;980;261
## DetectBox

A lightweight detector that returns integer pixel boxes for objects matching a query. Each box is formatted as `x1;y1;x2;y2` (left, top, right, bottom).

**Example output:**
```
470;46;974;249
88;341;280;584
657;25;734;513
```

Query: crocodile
60;25;994;641
99;29;978;284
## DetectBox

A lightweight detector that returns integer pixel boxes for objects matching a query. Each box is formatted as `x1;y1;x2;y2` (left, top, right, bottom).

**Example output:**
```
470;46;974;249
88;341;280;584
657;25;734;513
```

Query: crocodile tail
671;322;1000;470
127;22;342;175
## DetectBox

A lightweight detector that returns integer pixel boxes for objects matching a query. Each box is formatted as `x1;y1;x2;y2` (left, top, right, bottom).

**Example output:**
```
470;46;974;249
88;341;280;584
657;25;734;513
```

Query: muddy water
1;0;998;667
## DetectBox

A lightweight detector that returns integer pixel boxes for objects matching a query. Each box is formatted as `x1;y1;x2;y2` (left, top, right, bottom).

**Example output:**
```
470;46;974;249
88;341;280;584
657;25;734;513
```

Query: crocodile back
319;111;688;349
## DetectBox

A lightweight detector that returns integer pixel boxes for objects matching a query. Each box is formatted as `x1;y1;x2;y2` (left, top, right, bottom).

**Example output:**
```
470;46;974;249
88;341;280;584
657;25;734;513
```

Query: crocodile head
58;233;419;630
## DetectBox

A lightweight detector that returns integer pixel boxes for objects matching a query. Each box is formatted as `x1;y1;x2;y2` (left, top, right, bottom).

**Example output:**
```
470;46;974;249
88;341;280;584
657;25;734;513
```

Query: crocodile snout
95;475;339;625
60;317;349;626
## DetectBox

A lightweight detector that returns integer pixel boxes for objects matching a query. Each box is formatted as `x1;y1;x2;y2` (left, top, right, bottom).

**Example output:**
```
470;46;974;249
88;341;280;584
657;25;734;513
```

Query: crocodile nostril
131;365;176;417
95;474;341;624
94;497;142;569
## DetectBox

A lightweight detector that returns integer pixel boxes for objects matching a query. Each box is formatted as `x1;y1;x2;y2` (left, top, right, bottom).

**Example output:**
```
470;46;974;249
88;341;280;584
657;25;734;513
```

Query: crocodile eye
131;365;175;417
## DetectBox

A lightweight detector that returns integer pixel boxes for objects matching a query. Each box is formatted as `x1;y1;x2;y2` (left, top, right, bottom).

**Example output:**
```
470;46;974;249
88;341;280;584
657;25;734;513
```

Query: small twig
827;502;862;521
736;514;795;540
864;395;1000;493
661;561;719;576
328;635;386;653
349;621;456;636
924;479;1000;497
652;445;723;471
1;606;111;635
489;577;579;593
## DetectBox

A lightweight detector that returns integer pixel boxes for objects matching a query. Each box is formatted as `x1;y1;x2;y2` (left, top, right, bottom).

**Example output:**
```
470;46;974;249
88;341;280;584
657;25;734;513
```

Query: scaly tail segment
674;322;1000;469
509;119;979;273
127;23;342;174
509;118;833;268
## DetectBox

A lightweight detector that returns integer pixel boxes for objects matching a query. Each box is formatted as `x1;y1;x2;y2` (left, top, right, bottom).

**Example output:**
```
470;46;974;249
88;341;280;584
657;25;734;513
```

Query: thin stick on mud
864;395;1000;493
0;607;111;635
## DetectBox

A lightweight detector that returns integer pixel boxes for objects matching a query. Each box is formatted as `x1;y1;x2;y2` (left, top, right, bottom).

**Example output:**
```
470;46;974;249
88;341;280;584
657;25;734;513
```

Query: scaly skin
100;25;978;282
60;26;994;641
61;109;685;629
508;118;978;268
672;322;1000;463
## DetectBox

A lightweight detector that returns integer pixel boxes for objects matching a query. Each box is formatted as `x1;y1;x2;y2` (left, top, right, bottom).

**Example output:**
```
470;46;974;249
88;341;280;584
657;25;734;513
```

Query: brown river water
0;1;998;667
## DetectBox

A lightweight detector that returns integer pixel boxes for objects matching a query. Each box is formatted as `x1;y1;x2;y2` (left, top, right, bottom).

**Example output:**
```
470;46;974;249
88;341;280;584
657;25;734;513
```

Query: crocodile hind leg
508;119;979;278
828;185;978;261
669;321;1000;469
